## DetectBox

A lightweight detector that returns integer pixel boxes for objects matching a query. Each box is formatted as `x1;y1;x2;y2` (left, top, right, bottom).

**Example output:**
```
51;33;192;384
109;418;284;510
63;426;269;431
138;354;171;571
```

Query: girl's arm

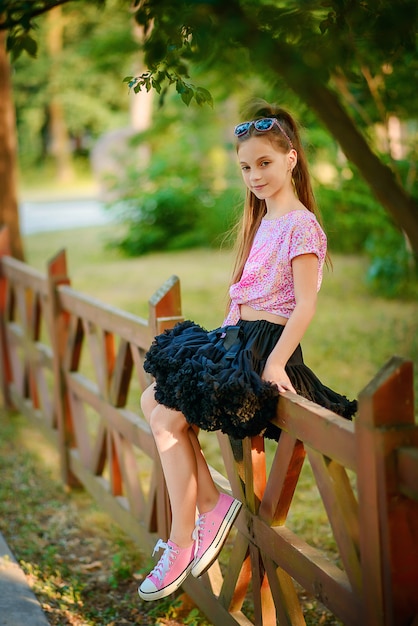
262;253;319;393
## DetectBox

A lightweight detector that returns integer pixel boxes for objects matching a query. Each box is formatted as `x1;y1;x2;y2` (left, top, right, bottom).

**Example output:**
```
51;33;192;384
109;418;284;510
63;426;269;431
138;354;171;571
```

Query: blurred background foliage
12;0;138;173
9;0;417;299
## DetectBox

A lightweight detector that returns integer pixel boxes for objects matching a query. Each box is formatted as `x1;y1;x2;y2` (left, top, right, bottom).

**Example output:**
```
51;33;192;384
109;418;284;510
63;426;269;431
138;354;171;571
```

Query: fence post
148;274;183;337
356;356;418;626
0;227;12;408
46;249;79;487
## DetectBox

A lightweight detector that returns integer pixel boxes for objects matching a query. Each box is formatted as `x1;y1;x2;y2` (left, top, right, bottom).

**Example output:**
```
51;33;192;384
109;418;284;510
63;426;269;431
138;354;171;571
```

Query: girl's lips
252;184;266;192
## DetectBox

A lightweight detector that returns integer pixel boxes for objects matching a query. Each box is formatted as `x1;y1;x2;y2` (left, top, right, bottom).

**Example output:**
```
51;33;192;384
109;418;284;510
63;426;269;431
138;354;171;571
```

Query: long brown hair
229;99;328;289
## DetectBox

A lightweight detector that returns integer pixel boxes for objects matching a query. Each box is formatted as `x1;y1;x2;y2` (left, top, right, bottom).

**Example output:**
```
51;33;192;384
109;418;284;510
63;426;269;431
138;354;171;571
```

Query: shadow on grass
0;409;209;626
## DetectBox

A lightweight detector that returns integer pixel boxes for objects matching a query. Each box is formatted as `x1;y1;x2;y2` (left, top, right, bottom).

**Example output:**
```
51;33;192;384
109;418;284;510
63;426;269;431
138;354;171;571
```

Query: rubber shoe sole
191;499;242;578
138;560;194;601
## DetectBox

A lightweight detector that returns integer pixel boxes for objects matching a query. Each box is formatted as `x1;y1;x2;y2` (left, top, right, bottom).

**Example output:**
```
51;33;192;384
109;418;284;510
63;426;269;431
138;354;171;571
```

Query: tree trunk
249;31;418;255
47;6;74;182
286;70;418;254
0;28;24;260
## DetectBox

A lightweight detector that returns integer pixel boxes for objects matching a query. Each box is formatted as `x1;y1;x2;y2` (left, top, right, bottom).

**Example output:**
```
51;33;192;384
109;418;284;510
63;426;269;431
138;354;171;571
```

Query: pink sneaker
191;493;242;578
138;538;195;601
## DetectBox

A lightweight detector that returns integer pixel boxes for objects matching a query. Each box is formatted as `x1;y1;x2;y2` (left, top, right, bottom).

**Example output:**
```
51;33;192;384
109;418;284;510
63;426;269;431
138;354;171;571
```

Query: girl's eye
261;161;270;167
241;165;250;171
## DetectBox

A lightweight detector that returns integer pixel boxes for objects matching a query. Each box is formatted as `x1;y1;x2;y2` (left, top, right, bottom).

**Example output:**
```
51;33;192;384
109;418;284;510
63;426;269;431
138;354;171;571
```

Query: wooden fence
0;226;417;626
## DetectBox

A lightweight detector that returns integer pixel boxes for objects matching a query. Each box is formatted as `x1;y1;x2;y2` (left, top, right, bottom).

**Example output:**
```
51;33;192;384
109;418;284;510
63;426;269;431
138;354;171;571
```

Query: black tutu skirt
143;319;357;440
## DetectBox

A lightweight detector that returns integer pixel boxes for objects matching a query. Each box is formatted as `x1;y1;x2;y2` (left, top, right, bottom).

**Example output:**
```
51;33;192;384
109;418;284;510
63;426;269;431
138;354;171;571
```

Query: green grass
0;411;210;626
1;224;415;625
24;224;418;405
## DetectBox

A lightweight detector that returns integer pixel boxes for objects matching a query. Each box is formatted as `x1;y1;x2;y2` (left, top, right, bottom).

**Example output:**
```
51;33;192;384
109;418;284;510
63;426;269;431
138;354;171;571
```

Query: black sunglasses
234;117;294;148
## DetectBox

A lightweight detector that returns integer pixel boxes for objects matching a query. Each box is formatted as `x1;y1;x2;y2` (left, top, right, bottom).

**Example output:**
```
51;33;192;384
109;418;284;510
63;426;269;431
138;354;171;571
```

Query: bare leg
141;385;219;547
188;427;220;514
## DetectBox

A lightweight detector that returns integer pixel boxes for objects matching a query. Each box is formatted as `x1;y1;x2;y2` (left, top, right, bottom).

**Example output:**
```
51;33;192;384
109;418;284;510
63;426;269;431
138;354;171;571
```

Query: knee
140;384;157;422
149;404;188;439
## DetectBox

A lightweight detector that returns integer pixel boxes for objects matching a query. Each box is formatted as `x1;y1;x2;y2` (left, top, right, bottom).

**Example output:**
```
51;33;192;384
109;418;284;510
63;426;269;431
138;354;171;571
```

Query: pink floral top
223;209;327;326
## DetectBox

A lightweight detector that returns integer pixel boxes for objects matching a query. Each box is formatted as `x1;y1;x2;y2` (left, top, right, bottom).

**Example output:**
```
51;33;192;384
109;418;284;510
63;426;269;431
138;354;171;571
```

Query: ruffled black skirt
143;319;357;440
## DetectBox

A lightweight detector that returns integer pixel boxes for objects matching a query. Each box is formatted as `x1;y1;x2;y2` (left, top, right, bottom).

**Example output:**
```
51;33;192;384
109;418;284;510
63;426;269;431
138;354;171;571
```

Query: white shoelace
193;514;206;551
149;539;177;582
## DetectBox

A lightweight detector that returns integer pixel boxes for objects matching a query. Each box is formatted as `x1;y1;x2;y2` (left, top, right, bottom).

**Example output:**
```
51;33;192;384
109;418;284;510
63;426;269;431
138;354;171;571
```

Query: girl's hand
262;358;296;394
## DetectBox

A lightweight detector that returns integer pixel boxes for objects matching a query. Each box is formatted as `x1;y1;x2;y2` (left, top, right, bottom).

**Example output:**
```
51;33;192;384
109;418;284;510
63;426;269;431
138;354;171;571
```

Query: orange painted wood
263;559;305;626
47;249;78;486
110;338;133;407
2;247;418;626
397;447;418;501
242;436;266;514
238;516;360;625
228;549;252;614
218;532;250;610
357;357;418;626
249;543;264;625
307;449;361;595
259;434;305;525
272;393;356;470
148;274;182;336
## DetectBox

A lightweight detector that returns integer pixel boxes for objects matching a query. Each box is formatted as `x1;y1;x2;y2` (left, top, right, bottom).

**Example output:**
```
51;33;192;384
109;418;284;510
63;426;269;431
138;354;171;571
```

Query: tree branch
203;1;418;253
0;0;80;31
267;42;418;252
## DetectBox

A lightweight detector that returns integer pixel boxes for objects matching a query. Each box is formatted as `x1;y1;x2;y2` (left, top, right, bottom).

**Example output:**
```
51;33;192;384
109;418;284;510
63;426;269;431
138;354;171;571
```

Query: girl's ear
287;148;298;172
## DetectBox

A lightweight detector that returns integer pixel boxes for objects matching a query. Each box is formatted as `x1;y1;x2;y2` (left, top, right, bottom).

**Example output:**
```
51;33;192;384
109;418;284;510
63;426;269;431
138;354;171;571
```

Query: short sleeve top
223;209;327;326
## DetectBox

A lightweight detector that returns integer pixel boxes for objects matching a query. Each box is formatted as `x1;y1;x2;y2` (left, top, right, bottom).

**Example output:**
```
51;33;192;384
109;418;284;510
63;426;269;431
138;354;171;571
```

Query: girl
138;100;356;601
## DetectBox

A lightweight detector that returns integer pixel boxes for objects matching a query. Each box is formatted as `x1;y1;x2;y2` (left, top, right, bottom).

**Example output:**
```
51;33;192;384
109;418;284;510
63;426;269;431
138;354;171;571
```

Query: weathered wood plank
397;447;418;501
262;558;305;626
110;338;133;407
357;357;418;626
218;532;250;610
238;516;360;626
272;393;356;470
1;256;48;293
2;244;418;626
58;284;151;345
69;449;156;552
307;449;361;595
259;434;305;525
183;575;254;626
242;436;266;514
111;429;145;518
64;372;155;456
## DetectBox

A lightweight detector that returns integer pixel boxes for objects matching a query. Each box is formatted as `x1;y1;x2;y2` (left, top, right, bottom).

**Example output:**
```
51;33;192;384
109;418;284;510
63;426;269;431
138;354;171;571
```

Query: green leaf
25;37;38;57
181;88;194;106
195;87;213;107
175;78;185;94
151;78;162;94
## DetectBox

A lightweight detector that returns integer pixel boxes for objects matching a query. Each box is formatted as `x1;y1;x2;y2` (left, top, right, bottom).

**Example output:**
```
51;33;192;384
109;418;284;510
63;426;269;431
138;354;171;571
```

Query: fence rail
1;226;417;626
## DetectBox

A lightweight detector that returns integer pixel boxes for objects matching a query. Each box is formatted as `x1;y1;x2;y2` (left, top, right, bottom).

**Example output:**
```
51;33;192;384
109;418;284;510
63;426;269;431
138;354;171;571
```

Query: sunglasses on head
234;117;294;148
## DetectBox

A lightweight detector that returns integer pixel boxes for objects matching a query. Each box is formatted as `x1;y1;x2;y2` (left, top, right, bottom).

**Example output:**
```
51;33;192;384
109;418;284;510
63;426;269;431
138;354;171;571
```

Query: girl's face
237;135;296;204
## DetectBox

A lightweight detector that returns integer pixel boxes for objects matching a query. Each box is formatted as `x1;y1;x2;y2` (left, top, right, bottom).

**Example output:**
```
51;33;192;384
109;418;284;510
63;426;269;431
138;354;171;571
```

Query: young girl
138;100;357;601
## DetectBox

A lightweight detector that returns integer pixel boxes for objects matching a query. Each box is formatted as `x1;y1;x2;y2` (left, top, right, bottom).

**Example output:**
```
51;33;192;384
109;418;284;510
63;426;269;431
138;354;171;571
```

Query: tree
1;0;417;257
126;0;418;255
0;27;23;259
11;0;139;170
0;0;140;258
46;5;74;182
0;0;106;258
0;1;75;258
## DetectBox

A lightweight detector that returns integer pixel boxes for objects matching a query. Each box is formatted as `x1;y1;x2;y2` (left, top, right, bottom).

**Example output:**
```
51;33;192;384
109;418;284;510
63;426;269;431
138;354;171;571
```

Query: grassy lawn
0;223;416;625
0;410;204;626
24;223;418;404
